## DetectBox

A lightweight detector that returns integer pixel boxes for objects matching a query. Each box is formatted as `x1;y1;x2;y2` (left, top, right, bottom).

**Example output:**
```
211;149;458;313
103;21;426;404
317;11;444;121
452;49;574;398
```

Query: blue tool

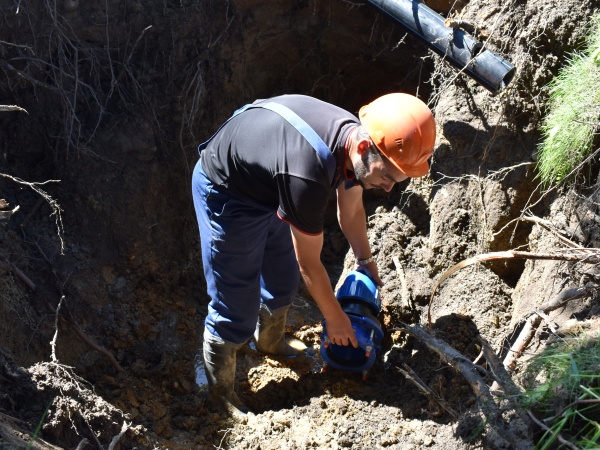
320;270;384;380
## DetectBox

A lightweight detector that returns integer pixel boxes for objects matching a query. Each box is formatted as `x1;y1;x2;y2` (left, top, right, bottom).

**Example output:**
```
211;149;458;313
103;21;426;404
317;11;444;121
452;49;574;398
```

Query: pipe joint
320;270;385;378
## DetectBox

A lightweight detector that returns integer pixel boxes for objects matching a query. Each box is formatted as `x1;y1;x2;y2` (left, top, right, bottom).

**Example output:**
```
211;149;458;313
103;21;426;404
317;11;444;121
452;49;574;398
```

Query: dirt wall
1;0;600;448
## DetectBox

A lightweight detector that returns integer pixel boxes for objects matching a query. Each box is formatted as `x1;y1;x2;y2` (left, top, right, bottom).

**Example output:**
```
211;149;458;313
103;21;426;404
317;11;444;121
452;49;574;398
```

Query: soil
1;0;599;449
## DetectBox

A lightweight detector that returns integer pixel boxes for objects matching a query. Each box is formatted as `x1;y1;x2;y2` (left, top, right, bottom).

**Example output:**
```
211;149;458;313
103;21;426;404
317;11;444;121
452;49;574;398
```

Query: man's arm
336;184;382;285
290;227;358;347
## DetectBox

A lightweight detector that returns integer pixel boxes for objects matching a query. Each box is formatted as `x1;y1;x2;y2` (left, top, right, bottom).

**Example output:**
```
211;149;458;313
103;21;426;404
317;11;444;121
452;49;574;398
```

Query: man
192;93;436;416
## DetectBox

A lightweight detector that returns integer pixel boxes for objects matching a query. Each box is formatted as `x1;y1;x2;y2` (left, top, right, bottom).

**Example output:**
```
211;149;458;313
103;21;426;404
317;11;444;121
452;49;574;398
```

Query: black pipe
367;0;515;94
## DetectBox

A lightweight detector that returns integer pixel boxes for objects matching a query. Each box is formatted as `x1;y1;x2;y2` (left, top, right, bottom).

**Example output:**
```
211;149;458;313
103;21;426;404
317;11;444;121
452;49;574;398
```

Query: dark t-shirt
200;94;359;234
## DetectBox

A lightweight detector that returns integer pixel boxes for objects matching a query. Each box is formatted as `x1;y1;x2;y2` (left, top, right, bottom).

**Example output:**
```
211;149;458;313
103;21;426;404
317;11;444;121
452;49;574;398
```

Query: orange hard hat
359;93;436;178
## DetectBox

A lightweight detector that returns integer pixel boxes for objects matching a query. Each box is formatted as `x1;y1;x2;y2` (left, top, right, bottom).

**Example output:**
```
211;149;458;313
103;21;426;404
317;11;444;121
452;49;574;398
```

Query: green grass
521;335;600;449
25;401;52;450
536;14;600;187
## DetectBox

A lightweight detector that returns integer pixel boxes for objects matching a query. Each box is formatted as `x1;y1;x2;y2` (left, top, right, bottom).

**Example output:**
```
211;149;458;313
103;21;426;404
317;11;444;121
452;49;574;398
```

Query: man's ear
356;139;371;155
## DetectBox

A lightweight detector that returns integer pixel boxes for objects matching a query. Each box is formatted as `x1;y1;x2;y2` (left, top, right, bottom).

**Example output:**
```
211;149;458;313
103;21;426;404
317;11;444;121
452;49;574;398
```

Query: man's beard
352;157;370;189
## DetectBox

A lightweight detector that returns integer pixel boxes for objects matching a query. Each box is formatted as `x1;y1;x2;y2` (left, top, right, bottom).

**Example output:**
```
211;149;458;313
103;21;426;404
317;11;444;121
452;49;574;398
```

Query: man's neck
344;126;359;173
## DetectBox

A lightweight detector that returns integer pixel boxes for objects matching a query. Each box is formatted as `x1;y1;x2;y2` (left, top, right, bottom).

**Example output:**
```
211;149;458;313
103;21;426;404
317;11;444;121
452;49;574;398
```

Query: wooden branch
0;204;20;221
0;60;60;92
503;286;593;370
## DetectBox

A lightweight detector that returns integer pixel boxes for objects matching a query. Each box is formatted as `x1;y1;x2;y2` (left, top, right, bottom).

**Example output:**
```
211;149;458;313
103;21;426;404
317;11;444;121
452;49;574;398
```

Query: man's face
354;150;409;192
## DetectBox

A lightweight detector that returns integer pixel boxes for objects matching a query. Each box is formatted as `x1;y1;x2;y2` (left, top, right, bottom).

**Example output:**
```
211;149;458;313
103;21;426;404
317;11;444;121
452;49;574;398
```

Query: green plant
536;14;600;187
25;401;52;450
521;335;600;449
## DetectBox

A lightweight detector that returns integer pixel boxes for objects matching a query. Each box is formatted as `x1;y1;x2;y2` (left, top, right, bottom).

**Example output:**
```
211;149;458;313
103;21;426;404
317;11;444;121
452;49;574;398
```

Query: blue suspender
198;102;336;184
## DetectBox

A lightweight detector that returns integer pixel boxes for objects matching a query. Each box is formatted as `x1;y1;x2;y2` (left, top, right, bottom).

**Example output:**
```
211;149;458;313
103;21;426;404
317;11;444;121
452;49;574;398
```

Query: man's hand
324;309;358;347
356;260;383;286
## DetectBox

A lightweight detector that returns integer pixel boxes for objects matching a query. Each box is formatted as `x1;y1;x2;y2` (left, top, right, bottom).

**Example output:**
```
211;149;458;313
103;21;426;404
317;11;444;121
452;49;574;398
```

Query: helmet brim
393;158;430;178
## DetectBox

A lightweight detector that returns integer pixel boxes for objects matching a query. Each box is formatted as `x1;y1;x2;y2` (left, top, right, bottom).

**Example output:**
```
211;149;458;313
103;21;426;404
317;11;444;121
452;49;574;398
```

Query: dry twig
50;296;65;363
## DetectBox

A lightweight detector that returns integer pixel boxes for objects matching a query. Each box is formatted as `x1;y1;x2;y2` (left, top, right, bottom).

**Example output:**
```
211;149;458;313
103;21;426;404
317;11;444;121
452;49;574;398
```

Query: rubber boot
203;330;249;417
254;304;299;357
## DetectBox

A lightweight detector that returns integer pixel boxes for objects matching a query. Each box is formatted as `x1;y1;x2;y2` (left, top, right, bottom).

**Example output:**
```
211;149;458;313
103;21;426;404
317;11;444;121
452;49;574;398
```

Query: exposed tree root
525;410;580;450
108;420;132;450
0;104;27;112
503;284;597;370
428;248;600;326
392;255;412;310
0;257;37;291
46;297;125;373
521;213;587;248
390;323;533;450
0;173;64;253
478;337;522;397
395;362;459;418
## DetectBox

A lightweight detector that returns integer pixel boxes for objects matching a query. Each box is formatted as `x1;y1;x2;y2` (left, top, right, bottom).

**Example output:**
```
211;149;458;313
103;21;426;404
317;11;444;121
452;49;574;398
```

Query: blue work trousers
191;158;300;344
